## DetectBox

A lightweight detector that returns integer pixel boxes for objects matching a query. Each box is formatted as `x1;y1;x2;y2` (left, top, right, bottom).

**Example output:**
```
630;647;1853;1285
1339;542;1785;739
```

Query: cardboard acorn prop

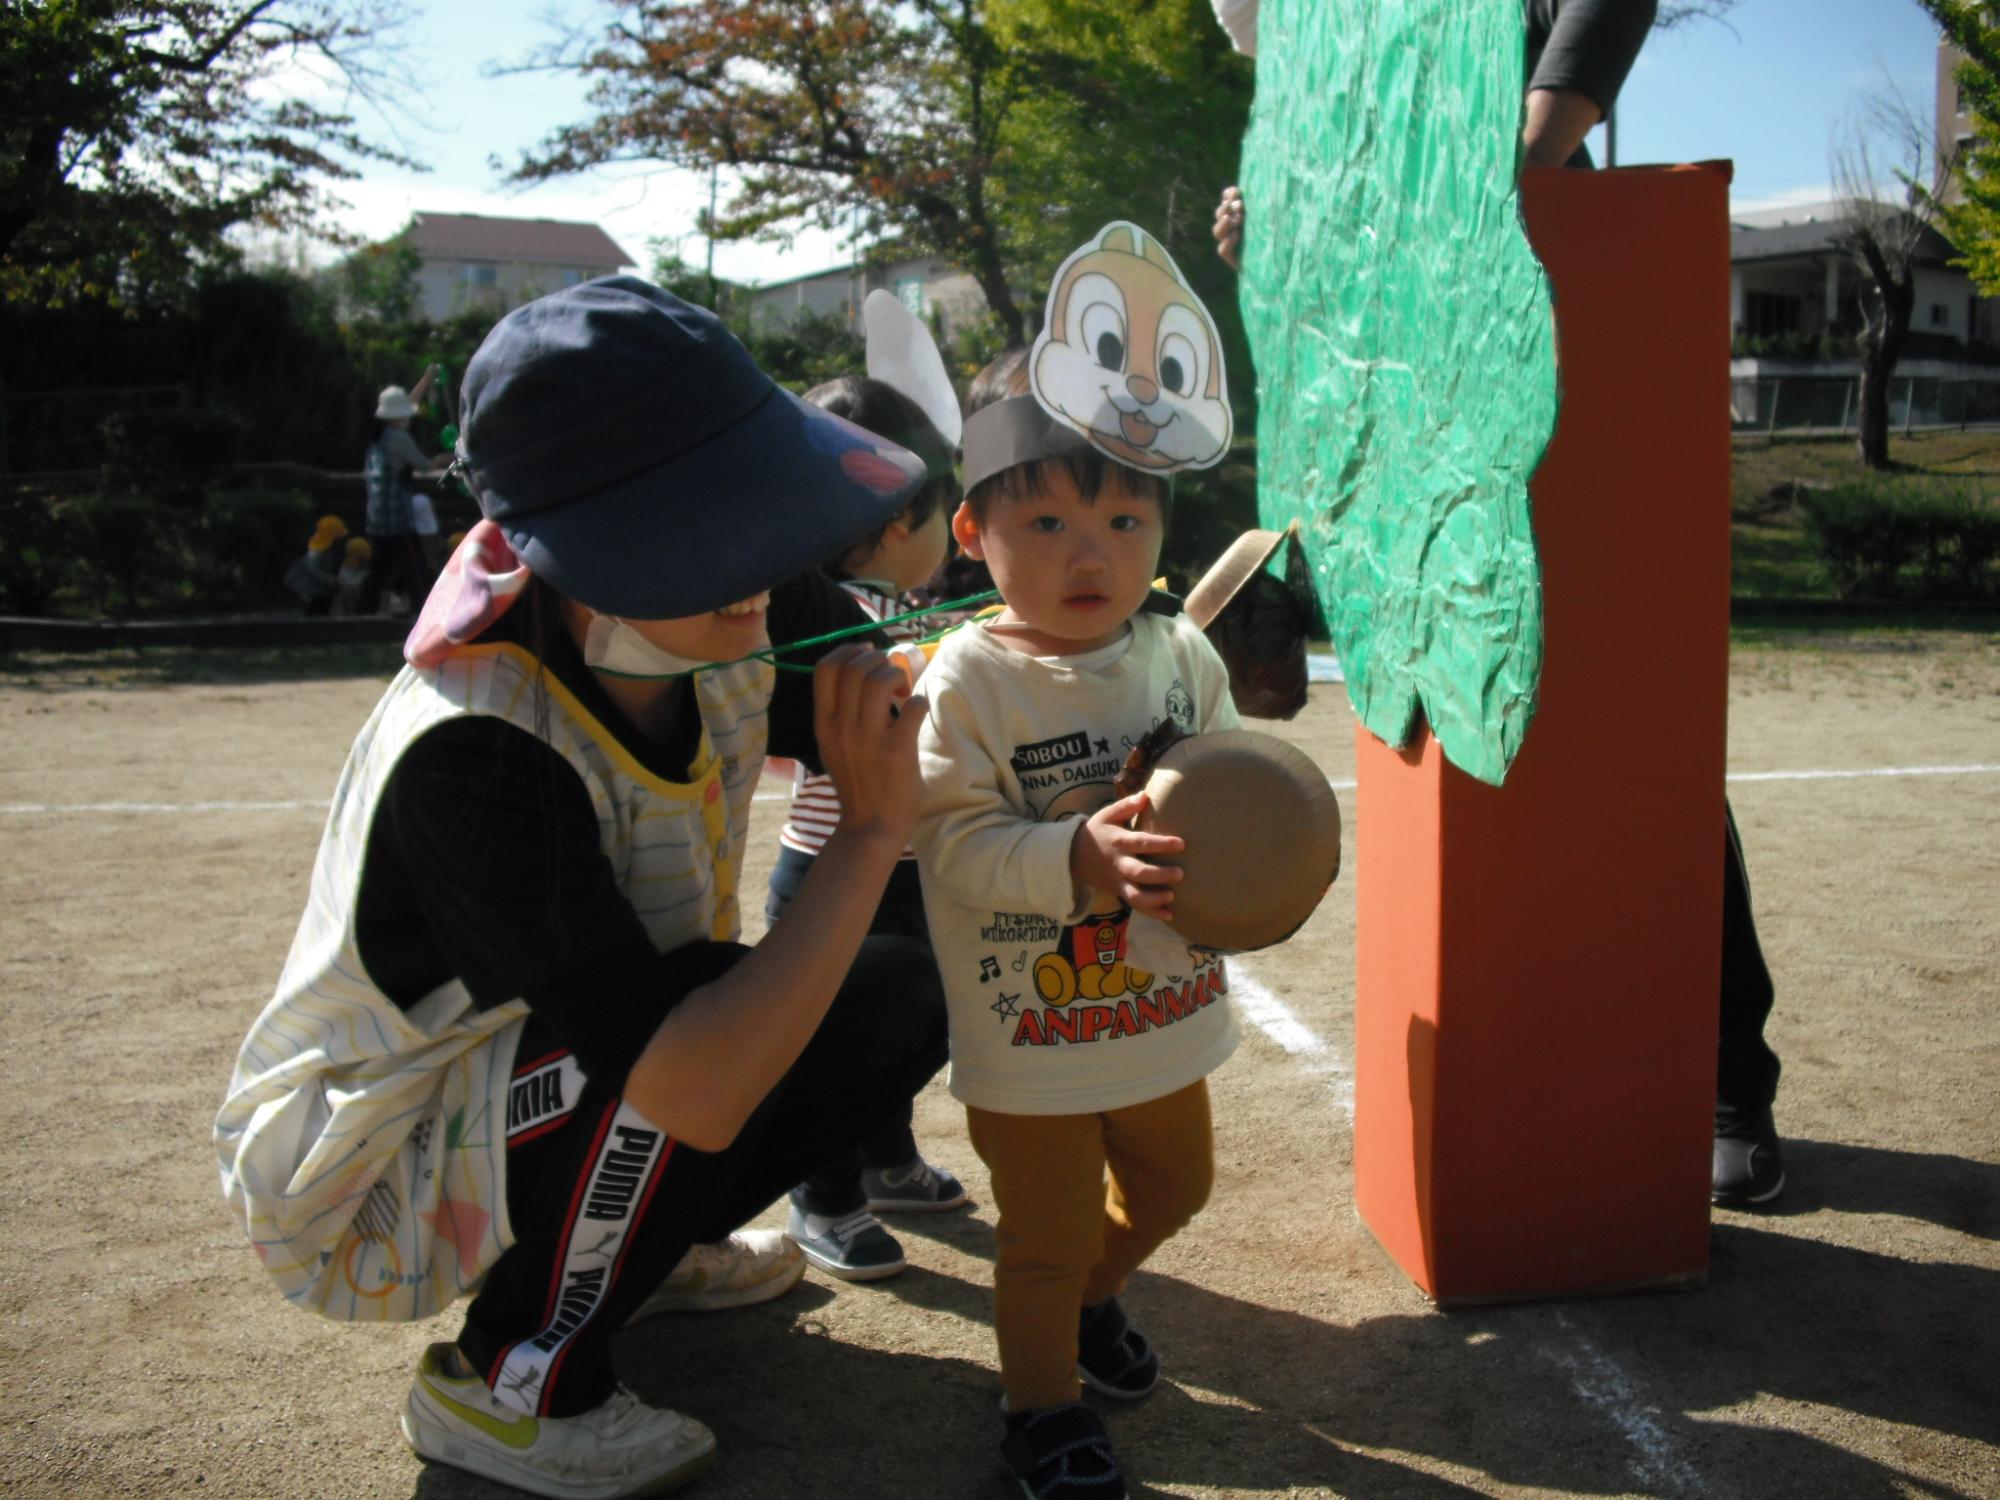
1113;719;1342;953
1185;523;1322;721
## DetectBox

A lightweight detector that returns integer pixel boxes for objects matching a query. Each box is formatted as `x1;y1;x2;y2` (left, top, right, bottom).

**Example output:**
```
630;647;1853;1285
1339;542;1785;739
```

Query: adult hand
1069;791;1185;919
1213;185;1246;272
814;641;928;846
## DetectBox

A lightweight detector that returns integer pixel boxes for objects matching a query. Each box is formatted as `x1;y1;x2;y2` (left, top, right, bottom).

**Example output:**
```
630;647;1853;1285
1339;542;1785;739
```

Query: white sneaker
401;1343;714;1499
626;1228;806;1321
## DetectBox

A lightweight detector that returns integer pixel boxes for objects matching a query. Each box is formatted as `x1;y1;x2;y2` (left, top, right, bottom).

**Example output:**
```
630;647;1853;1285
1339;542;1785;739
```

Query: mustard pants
966;1079;1213;1411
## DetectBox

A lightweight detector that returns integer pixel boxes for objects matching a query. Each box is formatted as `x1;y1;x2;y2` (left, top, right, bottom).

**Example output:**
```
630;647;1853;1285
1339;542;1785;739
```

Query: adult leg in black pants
454;934;949;1420
1714;802;1785;1206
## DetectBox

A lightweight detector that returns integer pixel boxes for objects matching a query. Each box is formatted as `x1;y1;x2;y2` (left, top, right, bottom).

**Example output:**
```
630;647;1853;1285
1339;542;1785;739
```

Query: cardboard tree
1239;0;1731;1302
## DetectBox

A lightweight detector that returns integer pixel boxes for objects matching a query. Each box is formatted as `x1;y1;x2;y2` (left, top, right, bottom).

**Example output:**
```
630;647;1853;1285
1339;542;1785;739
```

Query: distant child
284;515;349;616
767;374;969;1282
334;537;372;615
914;228;1243;1499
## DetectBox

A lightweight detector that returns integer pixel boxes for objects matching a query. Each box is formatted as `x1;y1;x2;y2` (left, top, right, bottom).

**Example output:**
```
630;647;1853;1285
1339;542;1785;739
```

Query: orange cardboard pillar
1352;163;1733;1304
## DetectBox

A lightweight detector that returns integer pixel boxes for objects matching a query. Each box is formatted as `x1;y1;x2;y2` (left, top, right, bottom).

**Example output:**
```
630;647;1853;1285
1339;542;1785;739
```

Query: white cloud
1730;183;1840;219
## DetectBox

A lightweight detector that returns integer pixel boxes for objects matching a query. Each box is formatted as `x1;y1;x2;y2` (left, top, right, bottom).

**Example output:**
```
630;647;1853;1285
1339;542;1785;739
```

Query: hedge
1799;481;2000;601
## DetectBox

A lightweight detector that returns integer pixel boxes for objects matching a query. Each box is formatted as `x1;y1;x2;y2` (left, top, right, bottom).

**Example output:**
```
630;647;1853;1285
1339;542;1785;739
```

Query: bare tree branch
1831;77;1956;468
1654;1;1739;31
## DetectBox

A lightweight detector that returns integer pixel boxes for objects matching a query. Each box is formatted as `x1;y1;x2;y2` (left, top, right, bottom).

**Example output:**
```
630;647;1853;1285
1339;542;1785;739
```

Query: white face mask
581;613;710;679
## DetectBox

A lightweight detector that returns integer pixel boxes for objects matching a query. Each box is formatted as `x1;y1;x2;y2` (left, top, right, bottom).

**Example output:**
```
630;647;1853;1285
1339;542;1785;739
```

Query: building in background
1729;201;1999;430
403;213;635;321
1731;201;1975;347
742;248;987;342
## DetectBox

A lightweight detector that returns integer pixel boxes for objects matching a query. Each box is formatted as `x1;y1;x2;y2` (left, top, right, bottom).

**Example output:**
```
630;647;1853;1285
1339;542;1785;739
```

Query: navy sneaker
1713;1104;1786;1208
1001;1401;1126;1500
860;1154;969;1213
1076;1297;1159;1399
786;1194;907;1281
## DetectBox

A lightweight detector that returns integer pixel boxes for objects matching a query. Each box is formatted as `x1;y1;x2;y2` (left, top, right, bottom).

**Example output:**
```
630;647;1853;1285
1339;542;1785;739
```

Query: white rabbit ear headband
862;289;963;490
964;221;1234;493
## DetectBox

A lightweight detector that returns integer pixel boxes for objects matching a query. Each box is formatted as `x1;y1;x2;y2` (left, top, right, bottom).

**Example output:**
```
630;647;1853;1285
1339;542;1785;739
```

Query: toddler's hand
1213;185;1245;272
1069;792;1185;920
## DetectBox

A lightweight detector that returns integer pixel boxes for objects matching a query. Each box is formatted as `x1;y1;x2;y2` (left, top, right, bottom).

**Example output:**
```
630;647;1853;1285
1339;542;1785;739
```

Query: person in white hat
359;383;450;617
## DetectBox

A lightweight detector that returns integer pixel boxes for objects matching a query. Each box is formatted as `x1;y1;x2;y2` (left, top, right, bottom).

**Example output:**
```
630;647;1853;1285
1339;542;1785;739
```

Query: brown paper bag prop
1114;719;1342;952
1185;522;1320;721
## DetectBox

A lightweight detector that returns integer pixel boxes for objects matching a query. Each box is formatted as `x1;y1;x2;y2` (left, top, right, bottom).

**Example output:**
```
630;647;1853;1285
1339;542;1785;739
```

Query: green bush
57;490;174;613
188;487;321;610
99;402;250;507
1800;481;2000;601
4;484;318;617
0;487;65;614
1163;448;1260;592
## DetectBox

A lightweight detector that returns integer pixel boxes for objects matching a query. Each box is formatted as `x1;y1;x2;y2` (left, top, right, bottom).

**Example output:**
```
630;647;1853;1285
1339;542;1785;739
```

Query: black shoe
1001;1402;1126;1500
1076;1297;1159;1399
1713;1104;1786;1208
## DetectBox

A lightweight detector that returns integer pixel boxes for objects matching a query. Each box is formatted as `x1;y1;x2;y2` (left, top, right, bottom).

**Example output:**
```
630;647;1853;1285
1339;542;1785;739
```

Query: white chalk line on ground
1232;971;1712;1497
8;759;1997;817
1725;761;2000;783
1228;962;1353;1119
0;798;330;814
1543;1310;1715;1499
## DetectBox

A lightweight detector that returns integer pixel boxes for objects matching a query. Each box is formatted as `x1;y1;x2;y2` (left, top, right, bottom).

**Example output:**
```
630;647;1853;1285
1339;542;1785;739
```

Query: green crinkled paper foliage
1238;0;1557;786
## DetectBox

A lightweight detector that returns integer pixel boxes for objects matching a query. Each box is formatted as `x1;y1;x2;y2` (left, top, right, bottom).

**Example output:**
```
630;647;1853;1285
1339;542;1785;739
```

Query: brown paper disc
1133;728;1342;952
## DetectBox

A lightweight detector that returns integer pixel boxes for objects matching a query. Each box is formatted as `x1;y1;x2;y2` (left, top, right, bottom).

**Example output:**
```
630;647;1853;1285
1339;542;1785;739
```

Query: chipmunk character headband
963;221;1234;491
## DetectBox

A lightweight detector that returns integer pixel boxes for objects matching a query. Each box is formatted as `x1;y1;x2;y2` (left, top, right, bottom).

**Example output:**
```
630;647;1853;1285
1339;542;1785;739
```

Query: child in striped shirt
767;374;971;1281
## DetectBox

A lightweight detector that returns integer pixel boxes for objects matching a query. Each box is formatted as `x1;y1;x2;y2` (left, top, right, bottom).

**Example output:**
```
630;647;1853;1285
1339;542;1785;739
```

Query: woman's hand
1213;185;1246;272
814;642;928;846
1069;791;1186;919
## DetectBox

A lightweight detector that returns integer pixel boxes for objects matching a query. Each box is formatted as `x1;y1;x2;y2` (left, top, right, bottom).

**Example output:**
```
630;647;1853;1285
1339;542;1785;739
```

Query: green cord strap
592;588;1002;680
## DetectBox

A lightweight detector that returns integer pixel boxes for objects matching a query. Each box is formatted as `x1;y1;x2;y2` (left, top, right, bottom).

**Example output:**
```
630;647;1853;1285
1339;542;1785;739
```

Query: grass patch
1730;617;2000;652
1731;516;1827;598
0;640;407;689
1729;431;2000;600
1731;429;2000;505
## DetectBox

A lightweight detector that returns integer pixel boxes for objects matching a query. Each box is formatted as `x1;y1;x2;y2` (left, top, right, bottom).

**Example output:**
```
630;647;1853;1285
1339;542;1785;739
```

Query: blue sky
313;0;1949;286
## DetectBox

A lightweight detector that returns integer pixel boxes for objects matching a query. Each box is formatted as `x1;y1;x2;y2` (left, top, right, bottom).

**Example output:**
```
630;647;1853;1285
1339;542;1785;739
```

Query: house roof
405;212;634;268
1730;205;1959;268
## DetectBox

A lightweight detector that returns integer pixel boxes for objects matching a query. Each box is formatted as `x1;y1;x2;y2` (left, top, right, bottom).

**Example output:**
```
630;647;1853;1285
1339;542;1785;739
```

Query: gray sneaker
861;1154;969;1213
786;1197;907;1281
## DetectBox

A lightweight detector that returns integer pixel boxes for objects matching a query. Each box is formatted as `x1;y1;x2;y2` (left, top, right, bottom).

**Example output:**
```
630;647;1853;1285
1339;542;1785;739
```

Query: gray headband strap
961;395;1095;492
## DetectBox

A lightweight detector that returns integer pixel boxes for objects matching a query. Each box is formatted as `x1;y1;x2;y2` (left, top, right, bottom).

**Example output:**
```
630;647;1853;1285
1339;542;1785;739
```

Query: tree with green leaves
327;235;420;324
0;0;415;309
516;2;1035;341
986;0;1252;362
1918;2;2000;294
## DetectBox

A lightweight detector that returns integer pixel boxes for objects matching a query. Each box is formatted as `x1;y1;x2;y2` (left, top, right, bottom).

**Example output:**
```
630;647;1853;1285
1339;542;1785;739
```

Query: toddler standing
913;220;1243;1500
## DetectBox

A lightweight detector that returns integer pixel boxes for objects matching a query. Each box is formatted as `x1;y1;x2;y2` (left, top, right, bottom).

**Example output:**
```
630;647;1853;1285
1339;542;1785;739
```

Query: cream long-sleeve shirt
914;611;1244;1115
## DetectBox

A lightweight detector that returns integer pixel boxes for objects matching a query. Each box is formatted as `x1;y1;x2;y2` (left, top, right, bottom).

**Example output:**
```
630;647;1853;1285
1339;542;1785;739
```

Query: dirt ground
1;630;1995;1500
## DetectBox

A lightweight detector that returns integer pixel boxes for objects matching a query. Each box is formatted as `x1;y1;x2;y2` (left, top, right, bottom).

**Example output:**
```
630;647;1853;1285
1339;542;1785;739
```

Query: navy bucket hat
457;276;927;619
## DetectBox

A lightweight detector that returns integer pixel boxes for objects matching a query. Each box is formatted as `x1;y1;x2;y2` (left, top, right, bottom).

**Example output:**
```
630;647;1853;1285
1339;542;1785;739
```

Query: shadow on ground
1757;1139;2000;1240
406;1170;1998;1499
